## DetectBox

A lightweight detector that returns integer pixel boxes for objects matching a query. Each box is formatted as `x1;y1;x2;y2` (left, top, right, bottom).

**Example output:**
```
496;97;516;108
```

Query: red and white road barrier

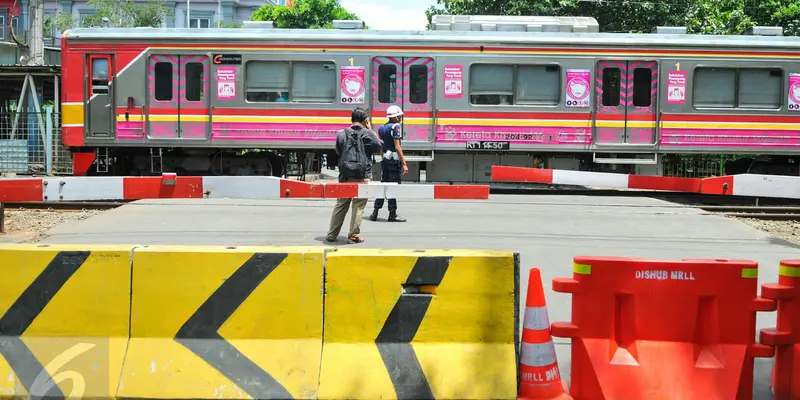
492;166;800;200
491;166;702;193
700;174;800;199
0;174;489;202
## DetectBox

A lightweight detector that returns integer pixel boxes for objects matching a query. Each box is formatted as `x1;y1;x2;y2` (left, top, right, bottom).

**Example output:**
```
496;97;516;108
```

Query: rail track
698;206;800;221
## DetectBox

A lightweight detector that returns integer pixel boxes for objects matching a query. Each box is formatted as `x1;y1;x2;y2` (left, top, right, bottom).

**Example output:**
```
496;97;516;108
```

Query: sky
338;0;437;30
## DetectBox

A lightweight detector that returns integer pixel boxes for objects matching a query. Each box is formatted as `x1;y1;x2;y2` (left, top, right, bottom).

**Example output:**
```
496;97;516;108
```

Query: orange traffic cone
518;268;573;400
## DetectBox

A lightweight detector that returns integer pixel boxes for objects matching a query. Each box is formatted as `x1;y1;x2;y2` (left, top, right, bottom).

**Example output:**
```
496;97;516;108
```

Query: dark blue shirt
378;122;402;154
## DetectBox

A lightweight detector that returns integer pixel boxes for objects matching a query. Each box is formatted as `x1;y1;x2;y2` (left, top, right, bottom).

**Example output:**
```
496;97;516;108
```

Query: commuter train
60;15;800;182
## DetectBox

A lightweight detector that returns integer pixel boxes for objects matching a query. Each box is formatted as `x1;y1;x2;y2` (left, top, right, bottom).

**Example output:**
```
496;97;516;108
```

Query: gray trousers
327;178;368;239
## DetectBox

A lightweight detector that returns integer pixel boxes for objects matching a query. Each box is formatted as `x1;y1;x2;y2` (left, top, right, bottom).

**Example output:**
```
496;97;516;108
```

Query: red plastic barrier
760;260;800;400
550;256;776;400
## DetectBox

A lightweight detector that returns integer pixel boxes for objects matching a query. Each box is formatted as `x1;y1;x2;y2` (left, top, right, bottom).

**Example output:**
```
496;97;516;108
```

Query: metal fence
0;109;72;176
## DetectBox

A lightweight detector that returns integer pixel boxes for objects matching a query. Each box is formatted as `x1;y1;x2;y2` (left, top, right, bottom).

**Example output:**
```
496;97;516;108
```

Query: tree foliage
45;0;173;32
250;0;362;29
426;0;800;35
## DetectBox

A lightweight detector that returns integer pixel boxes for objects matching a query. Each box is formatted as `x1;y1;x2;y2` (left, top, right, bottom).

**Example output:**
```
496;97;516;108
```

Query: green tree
48;0;173;31
424;0;799;35
250;0;362;29
744;0;800;35
684;0;751;34
425;0;689;33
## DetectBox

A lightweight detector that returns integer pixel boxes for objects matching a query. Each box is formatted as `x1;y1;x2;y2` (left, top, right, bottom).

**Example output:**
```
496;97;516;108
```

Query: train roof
63;26;800;50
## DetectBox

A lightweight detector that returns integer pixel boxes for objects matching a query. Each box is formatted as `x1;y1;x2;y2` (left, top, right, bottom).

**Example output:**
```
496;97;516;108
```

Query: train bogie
61;18;800;180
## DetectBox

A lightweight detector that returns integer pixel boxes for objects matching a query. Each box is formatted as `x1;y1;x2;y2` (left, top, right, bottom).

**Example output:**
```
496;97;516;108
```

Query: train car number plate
466;141;510;151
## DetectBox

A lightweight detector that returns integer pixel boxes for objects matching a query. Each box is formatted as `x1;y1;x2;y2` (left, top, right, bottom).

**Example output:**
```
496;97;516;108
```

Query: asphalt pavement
36;193;800;399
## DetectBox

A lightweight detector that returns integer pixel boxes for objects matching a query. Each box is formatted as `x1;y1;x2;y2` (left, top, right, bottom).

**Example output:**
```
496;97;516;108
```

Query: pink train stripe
420;58;433;66
386;57;402;66
435;125;591;144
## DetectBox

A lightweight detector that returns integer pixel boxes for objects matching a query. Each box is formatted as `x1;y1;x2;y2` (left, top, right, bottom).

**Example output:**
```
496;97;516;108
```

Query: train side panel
432;53;594;153
60;29;800;179
656;56;800;155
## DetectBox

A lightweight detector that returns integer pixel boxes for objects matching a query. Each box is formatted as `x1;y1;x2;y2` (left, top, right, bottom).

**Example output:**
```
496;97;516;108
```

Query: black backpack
339;127;370;180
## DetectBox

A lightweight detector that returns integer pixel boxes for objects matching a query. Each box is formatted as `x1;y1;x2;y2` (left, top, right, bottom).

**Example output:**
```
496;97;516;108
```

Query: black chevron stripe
376;256;452;400
0;251;90;399
174;252;293;399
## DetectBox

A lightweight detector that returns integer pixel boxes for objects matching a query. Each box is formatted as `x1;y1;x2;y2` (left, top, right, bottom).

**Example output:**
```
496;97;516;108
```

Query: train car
60;15;800;182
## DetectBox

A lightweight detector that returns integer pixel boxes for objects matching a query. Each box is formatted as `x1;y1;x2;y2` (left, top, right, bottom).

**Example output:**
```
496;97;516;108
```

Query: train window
185;62;204;102
246;61;290;102
693;68;735;108
469;64;514;105
632;68;651;107
516;65;560;106
738;68;781;109
92;58;109;82
378;64;397;103
154;62;173;101
409;65;428;104
91;58;110;95
601;68;621;107
292;62;336;103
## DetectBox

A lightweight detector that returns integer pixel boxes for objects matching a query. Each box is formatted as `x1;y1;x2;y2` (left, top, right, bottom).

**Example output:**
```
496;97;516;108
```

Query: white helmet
386;105;404;118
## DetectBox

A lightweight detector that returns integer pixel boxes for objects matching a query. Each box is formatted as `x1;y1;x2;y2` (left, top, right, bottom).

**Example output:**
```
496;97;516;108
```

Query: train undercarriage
79;147;800;182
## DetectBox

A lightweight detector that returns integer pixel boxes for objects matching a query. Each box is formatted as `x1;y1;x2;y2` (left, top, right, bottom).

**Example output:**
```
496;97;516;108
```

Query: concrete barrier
318;249;520;400
0;245;518;399
0;244;132;398
118;245;325;399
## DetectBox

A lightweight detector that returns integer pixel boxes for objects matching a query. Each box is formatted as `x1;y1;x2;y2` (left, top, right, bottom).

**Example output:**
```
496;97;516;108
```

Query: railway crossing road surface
36;194;800;399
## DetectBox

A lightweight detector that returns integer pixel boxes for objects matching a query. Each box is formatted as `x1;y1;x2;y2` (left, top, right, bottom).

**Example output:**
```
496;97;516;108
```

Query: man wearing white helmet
369;105;408;222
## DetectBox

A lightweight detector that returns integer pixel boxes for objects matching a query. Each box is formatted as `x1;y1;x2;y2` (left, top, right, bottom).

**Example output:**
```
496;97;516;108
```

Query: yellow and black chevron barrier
0;244;519;400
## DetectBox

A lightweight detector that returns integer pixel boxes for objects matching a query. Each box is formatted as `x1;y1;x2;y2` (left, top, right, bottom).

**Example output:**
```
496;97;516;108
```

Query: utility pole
187;0;191;28
217;0;222;28
26;0;44;66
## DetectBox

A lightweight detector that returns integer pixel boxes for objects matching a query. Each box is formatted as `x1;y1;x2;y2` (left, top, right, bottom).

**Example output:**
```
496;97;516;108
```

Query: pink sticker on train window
340;66;366;104
216;66;237;101
444;65;463;99
667;70;687;105
565;69;590;108
789;73;800;112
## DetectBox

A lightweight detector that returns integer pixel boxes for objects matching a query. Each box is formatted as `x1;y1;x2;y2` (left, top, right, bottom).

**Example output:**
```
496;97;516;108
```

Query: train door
372;56;435;143
594;60;659;145
148;55;179;139
86;54;115;138
147;55;210;140
178;55;210;140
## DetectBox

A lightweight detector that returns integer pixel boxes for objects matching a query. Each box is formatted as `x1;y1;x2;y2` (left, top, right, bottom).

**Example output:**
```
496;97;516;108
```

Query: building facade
31;0;276;36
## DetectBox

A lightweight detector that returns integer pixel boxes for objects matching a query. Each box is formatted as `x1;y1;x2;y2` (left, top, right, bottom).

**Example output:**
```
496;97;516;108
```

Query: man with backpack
326;107;382;244
369;105;408;222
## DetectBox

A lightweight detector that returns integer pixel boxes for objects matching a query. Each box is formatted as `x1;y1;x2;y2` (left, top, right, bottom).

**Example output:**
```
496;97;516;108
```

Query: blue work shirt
378;121;402;156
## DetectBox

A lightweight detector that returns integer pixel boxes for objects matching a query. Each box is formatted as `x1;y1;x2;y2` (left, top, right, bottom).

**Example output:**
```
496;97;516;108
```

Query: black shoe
369;210;378;221
388;214;406;222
